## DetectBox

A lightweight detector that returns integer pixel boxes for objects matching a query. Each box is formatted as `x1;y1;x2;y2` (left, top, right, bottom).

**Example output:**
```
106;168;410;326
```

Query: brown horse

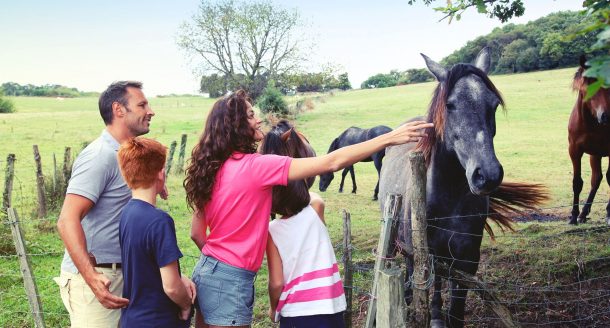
568;55;610;225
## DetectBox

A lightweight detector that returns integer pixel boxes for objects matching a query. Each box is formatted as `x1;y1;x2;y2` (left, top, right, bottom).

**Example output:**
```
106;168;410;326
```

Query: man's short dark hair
98;81;143;125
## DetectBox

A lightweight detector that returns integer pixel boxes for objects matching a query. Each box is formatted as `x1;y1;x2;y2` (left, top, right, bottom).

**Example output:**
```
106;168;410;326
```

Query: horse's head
318;171;334;192
573;55;610;125
418;47;504;195
260;119;317;188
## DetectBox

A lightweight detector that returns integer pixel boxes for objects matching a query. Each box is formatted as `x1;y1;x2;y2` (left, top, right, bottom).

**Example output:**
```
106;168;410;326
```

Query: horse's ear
421;53;447;82
580;54;588;69
280;129;292;142
473;47;491;73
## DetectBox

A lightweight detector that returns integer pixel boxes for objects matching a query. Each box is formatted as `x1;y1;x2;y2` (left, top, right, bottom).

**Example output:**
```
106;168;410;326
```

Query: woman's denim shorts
192;255;257;326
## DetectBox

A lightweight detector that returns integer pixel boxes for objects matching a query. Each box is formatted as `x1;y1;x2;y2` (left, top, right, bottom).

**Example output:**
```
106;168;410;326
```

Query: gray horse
379;48;547;327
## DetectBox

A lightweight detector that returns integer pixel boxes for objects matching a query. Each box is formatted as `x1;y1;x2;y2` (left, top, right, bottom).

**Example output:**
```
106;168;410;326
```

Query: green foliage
257;85;288;115
0;89;14;113
580;0;610;91
1;82;97;98
362;68;432;89
439;11;601;74
408;0;525;23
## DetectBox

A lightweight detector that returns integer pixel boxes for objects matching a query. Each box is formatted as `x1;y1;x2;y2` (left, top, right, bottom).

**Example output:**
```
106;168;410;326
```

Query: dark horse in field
319;125;392;200
379;48;547;327
568;55;610;225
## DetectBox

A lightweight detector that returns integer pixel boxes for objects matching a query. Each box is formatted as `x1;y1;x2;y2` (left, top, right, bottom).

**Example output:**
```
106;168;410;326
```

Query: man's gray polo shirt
61;129;131;273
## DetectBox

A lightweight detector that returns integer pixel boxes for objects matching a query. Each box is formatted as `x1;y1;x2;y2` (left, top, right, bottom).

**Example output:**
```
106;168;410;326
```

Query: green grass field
2;67;609;327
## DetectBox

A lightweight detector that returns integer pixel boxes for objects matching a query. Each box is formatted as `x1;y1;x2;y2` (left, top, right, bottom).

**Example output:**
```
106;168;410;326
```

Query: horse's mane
327;138;339;153
485;181;549;239
572;66;586;92
416;64;506;164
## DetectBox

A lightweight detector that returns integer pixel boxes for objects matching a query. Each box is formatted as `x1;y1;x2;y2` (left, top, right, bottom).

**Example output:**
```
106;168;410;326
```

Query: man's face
122;87;154;137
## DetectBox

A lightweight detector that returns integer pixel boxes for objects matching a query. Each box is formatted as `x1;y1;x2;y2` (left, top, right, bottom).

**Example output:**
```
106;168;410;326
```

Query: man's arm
57;194;129;309
160;261;193;320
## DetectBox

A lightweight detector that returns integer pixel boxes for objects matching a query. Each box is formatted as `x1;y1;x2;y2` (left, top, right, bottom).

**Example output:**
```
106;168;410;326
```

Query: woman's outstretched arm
288;120;432;181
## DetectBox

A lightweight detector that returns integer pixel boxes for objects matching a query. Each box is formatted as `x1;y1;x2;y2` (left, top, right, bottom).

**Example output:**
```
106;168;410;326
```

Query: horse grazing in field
568;55;610;225
318;125;392;200
379;48;548;328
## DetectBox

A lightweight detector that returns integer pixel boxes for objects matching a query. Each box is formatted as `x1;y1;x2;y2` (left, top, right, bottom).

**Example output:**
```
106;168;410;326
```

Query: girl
185;90;431;328
262;122;346;327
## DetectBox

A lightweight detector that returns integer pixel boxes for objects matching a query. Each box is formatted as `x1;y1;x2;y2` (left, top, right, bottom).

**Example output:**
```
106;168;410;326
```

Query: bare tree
177;0;308;97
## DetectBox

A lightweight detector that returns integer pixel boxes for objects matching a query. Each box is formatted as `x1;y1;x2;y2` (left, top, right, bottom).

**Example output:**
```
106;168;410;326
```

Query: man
55;81;157;327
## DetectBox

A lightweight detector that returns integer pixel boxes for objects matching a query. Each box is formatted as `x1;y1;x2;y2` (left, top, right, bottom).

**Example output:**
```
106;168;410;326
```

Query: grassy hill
1;67;609;327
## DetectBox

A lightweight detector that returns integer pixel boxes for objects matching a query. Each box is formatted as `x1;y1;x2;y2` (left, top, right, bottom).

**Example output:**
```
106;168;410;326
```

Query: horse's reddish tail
485;181;550;239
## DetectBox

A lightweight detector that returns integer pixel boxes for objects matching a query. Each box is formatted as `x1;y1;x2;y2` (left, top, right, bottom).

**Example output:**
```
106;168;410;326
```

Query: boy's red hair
118;137;167;189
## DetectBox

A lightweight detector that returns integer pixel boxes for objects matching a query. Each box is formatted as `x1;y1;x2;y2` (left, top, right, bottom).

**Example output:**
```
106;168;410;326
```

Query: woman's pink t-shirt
200;152;292;271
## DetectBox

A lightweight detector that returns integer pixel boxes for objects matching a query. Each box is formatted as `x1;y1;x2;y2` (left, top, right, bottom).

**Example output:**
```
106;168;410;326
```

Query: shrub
257;85;288;115
0;97;14;113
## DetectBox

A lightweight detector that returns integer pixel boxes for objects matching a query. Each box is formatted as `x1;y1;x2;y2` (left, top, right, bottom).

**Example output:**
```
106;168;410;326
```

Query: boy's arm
266;233;284;322
309;192;326;224
160;261;192;318
190;210;207;250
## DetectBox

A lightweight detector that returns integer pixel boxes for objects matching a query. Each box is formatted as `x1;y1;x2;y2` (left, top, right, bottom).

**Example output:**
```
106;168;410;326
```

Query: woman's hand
387;120;434;145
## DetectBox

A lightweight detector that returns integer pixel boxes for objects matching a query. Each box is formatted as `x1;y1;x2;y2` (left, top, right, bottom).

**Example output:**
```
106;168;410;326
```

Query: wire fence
3;150;610;327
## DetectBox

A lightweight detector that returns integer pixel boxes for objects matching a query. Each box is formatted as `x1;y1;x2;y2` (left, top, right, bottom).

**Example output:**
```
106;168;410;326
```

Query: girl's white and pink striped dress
269;205;347;322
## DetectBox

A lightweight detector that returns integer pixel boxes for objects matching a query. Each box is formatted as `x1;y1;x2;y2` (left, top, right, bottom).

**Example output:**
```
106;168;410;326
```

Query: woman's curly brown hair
184;90;258;212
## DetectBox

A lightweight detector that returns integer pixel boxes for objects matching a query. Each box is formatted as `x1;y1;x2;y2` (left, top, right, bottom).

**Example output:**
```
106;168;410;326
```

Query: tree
257;84;288;115
177;0;308;99
337;73;352;90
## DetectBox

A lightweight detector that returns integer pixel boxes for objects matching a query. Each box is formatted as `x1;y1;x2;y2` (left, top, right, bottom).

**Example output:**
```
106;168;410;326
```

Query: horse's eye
446;103;456;111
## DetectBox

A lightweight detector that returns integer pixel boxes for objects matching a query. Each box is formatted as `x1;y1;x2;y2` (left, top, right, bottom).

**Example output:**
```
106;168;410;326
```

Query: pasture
1;67;610;327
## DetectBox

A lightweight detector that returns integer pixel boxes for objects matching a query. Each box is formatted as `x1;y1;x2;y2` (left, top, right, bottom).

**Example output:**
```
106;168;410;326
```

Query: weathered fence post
409;151;430;327
62;147;71;183
376;266;407;328
342;209;353;328
166;140;177;178
7;208;46;328
175;134;187;174
3;154;16;211
365;193;403;328
52;153;57;193
32;145;47;218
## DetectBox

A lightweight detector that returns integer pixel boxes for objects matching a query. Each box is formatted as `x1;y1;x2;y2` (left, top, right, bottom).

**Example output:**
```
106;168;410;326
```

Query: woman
185;90;431;328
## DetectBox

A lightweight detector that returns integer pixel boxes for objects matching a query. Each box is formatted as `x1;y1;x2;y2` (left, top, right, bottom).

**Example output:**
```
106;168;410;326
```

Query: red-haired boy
117;137;195;327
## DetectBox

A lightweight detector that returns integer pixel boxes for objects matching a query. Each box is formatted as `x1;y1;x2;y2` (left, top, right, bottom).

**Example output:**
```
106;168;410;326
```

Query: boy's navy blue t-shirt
119;199;187;327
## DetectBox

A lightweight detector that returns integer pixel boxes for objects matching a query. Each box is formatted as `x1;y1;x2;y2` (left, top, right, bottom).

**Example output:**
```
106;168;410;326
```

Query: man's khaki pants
54;267;123;328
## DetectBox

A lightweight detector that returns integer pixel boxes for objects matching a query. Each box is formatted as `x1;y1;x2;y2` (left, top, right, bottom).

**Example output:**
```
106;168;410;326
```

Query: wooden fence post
376;266;407;328
62;147;71;183
166;141;177;178
409;151;430;327
175;134;187;174
52;153;57;193
7;208;46;328
365;193;403;328
3;154;15;211
32;145;47;218
342;209;353;328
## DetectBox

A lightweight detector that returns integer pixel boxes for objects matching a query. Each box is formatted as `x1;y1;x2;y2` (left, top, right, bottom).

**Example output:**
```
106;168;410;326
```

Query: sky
0;0;584;96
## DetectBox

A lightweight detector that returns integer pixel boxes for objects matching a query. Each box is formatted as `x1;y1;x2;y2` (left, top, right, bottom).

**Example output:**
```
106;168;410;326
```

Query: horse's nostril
473;168;485;185
602;113;609;124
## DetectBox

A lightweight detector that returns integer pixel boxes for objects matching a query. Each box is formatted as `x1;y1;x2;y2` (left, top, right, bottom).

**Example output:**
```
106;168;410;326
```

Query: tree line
0;82;98;98
361;11;601;89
